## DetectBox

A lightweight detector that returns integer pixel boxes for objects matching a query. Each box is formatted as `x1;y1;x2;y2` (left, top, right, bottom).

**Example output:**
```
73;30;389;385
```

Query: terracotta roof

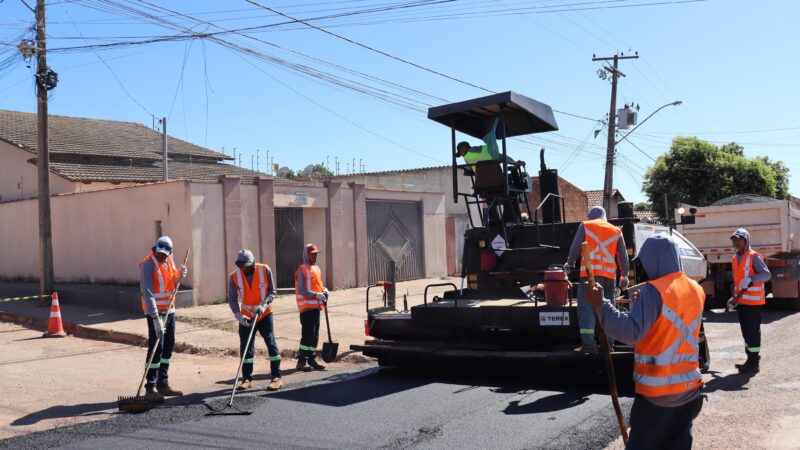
585;189;624;208
331;165;449;177
46;158;267;184
634;210;658;220
0;109;229;161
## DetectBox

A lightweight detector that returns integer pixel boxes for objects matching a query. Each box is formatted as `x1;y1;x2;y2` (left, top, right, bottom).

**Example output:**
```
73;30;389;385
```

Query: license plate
539;311;570;326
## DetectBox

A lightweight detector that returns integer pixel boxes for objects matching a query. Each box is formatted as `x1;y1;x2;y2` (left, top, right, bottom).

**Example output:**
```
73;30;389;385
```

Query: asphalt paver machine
352;92;710;369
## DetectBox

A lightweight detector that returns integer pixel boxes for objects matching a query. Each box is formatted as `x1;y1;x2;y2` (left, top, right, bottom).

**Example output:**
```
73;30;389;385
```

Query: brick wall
527;176;588;223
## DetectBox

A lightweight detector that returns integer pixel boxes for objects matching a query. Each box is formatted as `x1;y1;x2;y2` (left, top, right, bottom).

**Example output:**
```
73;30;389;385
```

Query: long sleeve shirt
140;258;181;317
227;267;276;315
565;223;630;277
733;250;771;284
295;265;325;299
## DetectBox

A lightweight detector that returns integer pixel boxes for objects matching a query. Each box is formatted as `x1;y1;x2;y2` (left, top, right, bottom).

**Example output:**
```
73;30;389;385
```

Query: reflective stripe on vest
733;250;766;305
140;253;177;313
295;264;324;312
580;220;621;280
463;145;492;171
633;272;705;397
233;264;271;321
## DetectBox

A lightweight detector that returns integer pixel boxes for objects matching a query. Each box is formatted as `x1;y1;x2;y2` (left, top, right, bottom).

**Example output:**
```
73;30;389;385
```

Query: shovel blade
321;342;339;363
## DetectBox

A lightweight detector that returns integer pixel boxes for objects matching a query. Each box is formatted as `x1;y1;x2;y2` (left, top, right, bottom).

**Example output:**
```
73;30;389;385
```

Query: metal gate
367;200;425;283
274;208;304;288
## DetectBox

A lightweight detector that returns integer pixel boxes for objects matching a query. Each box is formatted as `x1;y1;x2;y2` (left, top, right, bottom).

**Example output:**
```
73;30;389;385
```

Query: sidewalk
0;276;459;362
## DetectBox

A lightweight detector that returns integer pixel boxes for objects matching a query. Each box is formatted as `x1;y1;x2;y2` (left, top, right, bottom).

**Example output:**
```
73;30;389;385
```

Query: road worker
565;206;629;353
295;243;328;372
729;228;771;374
228;249;282;391
139;236;188;403
585;234;704;450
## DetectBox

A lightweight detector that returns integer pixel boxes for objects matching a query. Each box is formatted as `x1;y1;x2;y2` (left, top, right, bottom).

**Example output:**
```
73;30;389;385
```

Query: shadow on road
702;370;755;394
502;390;591;415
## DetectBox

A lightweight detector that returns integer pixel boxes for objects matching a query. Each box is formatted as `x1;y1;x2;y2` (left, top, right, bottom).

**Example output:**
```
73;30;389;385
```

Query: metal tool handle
581;242;628;444
323;298;333;344
228;314;260;407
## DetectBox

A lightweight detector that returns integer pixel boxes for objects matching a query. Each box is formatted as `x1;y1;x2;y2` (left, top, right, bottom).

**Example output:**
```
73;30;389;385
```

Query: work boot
267;377;283;391
157;384;183;397
308;358;326;371
296;359;313;372
145;386;165;403
237;379;252;390
737;353;760;374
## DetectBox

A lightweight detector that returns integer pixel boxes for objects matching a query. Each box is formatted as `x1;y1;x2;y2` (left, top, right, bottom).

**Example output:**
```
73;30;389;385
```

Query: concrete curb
0;311;371;363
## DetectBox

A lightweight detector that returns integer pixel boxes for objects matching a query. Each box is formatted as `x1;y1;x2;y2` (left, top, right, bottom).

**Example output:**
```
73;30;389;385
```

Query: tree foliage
634;202;652;211
643;136;790;218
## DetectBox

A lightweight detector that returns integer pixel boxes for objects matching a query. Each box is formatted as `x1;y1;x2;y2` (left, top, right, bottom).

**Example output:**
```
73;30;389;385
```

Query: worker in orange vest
565;206;629;353
139;236;188;403
729;228;771;374
295;243;328;372
228;249;282;391
585;234;705;449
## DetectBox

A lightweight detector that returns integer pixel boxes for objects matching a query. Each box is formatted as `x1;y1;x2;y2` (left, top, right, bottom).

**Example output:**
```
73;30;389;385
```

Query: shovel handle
580;242;595;285
323;300;333;344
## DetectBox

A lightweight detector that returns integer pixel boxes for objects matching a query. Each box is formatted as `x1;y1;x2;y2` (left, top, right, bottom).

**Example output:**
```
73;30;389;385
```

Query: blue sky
2;0;798;203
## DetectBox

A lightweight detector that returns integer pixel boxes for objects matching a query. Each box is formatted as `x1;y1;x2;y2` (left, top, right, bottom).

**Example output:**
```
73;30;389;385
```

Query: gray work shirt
140;257;176;317
228;266;276;315
566;223;630;277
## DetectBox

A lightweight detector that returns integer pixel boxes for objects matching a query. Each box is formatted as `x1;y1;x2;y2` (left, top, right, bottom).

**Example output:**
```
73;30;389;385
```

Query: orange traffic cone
43;292;67;338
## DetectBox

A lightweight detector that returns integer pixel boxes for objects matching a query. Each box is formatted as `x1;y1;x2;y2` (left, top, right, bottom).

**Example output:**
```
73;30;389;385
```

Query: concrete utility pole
161;117;168;181
592;52;638;214
35;0;55;306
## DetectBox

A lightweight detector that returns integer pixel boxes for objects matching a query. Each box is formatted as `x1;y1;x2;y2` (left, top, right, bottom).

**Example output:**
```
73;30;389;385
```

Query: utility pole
233;147;237;166
161;117;168;181
251;155;254;171
592;52;638;215
256;149;260;173
35;0;55;306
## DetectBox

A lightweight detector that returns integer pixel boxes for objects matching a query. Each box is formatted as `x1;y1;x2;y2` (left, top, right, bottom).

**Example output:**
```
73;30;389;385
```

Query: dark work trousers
238;313;282;380
737;304;763;354
299;309;321;361
145;313;176;389
626;394;704;450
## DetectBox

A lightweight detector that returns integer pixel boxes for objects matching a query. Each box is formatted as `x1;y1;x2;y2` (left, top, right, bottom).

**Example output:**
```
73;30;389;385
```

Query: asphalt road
1;361;633;450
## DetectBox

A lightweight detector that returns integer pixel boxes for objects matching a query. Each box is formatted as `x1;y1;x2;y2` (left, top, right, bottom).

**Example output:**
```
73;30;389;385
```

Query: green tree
643;137;790;218
634;202;652;211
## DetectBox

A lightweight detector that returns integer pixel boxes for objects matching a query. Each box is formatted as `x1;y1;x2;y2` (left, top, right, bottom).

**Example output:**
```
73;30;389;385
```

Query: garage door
367;200;425;283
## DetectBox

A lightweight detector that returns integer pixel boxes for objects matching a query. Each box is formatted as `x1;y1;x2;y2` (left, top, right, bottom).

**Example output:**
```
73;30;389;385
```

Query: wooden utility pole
592;52;638;215
36;0;55;306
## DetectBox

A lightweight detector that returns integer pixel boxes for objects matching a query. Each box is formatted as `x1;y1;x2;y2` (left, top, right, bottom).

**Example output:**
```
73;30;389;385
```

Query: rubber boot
738;352;760;374
145;386;165;403
157;384;183;397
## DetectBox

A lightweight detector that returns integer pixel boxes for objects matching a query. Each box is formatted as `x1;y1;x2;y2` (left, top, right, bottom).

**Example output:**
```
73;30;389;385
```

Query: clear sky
1;0;798;204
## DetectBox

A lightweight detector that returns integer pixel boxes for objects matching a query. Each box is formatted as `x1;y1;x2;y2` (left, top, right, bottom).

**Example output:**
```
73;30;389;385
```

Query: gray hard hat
154;236;173;255
236;249;255;267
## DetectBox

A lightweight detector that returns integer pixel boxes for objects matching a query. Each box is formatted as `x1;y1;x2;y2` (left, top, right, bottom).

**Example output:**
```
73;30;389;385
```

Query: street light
615;100;682;146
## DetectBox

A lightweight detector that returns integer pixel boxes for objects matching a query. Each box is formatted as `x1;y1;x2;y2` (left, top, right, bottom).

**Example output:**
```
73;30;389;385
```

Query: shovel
320;292;339;363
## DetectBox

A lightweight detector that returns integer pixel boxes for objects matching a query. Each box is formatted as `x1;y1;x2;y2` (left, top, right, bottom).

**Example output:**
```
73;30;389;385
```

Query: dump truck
351;91;710;368
675;195;800;309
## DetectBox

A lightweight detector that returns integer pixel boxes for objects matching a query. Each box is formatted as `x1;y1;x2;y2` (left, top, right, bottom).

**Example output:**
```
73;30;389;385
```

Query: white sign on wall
295;191;308;206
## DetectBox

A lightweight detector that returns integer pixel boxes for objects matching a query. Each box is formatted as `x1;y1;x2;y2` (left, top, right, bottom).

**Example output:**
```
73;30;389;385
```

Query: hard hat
236;249;255;267
154;236;173;255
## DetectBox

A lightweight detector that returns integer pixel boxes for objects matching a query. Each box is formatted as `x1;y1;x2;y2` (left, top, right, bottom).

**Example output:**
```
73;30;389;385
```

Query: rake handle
134;249;190;398
581;242;629;444
228;312;260;407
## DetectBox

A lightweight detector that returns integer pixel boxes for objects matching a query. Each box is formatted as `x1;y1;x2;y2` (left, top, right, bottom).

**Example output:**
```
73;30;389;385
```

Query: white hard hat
154;236;173;255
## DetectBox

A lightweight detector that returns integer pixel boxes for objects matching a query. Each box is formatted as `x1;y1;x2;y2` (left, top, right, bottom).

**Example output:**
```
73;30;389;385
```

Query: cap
307;244;320;254
730;228;748;240
236;249;255;267
154;236;173;255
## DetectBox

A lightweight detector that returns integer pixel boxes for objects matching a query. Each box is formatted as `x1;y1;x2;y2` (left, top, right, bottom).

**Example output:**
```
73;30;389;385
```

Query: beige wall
190;182;226;303
302;208;328;277
0;141;74;201
274;185;328;208
240;184;261;262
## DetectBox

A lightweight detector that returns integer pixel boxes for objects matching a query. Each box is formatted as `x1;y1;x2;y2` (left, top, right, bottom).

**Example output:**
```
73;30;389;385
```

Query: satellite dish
302;164;315;177
277;167;291;177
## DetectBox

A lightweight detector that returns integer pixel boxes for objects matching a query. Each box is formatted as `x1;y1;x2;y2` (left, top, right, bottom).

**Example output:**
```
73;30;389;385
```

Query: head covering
235;249;255;267
303;243;320;265
154;236;173;255
587;206;607;220
636;234;682;279
456;141;470;153
730;228;751;254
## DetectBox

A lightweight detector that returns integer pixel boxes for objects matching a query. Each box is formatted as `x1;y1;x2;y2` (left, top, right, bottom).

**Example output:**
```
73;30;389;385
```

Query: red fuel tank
543;268;570;306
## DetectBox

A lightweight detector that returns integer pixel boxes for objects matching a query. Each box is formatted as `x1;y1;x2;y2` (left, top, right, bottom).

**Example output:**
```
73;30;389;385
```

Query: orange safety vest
732;249;766;306
139;252;178;314
633;272;705;397
580;219;622;280
232;263;272;322
295;264;324;312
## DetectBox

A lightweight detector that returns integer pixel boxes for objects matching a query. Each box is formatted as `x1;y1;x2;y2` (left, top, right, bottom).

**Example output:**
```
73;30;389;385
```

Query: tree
643;137;790;218
634;202;652;211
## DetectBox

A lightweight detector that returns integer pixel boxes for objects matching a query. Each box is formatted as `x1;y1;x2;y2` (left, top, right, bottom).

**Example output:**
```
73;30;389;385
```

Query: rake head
117;395;151;413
